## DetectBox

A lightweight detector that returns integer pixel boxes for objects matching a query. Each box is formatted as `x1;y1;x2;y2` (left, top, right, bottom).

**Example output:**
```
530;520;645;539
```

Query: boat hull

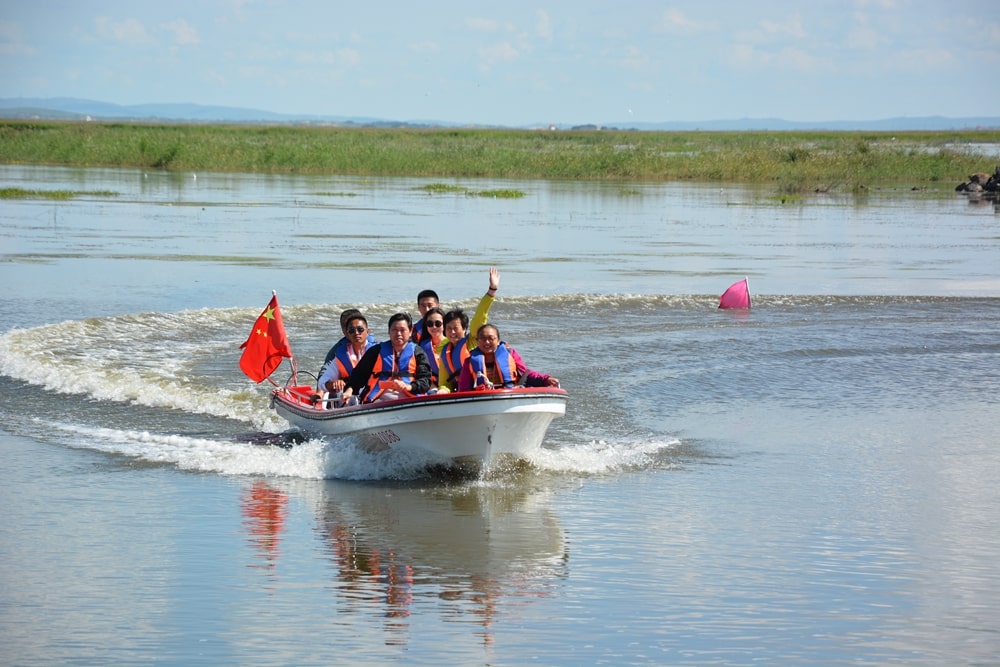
271;385;567;462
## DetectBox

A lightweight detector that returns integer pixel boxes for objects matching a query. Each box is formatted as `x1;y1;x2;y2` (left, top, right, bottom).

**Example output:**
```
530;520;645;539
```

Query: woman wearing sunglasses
418;306;447;387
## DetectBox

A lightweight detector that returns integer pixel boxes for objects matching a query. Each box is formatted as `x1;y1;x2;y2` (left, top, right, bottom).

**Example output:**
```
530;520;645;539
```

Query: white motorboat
271;383;567;463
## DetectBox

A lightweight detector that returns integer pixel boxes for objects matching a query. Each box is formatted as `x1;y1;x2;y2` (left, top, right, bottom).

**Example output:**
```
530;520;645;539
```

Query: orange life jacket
364;342;419;402
465;342;518;389
439;336;473;390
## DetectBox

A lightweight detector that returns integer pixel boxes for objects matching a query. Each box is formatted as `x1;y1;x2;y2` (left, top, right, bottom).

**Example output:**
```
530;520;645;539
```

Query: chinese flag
239;294;292;382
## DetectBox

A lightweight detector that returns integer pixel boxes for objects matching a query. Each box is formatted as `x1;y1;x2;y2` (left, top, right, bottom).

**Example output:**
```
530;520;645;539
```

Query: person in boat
317;308;376;380
317;312;377;395
341;312;433;403
418;307;446;388
436;266;500;393
457;323;559;391
411;289;440;345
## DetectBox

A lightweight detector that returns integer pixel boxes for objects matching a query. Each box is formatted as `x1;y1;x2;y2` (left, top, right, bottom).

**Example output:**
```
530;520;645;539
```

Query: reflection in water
241;480;289;570
326;518;414;613
314;482;568;648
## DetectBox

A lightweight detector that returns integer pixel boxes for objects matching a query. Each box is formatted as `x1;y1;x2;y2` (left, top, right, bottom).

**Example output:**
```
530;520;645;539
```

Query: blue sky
1;1;997;126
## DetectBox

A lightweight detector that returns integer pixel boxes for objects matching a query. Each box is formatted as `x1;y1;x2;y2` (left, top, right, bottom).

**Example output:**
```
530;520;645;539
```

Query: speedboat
271;383;568;464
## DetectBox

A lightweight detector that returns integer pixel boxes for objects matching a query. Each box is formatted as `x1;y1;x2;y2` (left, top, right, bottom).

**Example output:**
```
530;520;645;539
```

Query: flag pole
265;288;282;388
271;289;298;388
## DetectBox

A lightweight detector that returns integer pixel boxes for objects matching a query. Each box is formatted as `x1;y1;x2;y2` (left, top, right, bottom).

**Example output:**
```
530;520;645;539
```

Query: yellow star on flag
239;294;292;383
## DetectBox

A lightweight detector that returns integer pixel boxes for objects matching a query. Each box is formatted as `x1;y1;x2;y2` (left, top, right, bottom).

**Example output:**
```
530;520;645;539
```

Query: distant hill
603;117;1000;132
0;97;424;127
1;97;998;131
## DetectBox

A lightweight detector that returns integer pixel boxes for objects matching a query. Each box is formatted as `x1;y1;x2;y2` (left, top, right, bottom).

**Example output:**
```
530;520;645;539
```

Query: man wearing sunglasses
341;313;433;404
317;312;377;397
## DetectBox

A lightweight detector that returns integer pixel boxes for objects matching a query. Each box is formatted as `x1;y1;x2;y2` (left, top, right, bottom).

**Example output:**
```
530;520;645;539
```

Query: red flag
719;278;751;309
239;293;292;383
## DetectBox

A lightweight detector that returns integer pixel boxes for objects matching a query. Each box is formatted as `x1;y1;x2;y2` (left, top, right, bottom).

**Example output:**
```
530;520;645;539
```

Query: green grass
2;120;998;193
0;187;119;199
473;189;525;198
420;183;467;193
419;183;525;198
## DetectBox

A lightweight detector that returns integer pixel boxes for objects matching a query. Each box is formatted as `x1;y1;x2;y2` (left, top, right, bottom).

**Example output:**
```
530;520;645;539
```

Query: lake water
1;165;999;666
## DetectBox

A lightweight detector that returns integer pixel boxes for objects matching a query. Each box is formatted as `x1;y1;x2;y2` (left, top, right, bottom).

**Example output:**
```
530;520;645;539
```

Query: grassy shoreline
2;120;998;193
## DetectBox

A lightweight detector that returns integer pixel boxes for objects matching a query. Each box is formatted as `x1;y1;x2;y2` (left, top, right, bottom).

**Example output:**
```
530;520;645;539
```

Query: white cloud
294;50;337;65
0;20;35;56
410;40;441;55
854;0;902;8
950;15;1000;49
238;64;268;79
478;41;519;71
466;17;498;32
337;48;361;67
847;12;883;50
658;8;708;34
773;46;826;71
94;17;151;46
730;43;829;73
989;21;1000;44
0;20;20;41
758;16;807;40
620;45;649;72
884;47;957;70
206;68;226;85
0;42;35;56
163;19;200;46
536;10;552;40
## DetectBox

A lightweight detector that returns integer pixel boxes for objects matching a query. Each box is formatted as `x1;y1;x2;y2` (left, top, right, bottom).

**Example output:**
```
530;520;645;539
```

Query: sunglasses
426;320;444;328
347;326;367;334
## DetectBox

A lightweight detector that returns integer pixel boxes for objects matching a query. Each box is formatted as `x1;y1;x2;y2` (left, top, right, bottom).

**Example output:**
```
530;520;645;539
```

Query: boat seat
286;385;317;406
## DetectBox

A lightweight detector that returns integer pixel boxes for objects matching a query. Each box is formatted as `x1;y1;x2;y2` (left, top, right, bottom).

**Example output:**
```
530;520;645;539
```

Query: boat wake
31;416;680;481
1;302;682;480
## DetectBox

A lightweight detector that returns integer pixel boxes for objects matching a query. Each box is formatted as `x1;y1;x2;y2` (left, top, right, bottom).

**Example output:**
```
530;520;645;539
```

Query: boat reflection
315;481;569;646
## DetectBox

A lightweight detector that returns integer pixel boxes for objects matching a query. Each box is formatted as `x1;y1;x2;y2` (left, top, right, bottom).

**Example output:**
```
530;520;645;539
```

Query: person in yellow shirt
436;267;499;393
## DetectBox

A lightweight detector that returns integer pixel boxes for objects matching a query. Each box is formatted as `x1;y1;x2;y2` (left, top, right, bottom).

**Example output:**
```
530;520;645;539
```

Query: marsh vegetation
2;120;997;193
0;186;118;200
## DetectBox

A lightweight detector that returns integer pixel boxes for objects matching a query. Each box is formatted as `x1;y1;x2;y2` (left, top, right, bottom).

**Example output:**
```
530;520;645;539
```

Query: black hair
417;289;439;303
387;312;412;330
339;308;362;332
476;323;499;339
422;307;445;325
443;309;470;330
